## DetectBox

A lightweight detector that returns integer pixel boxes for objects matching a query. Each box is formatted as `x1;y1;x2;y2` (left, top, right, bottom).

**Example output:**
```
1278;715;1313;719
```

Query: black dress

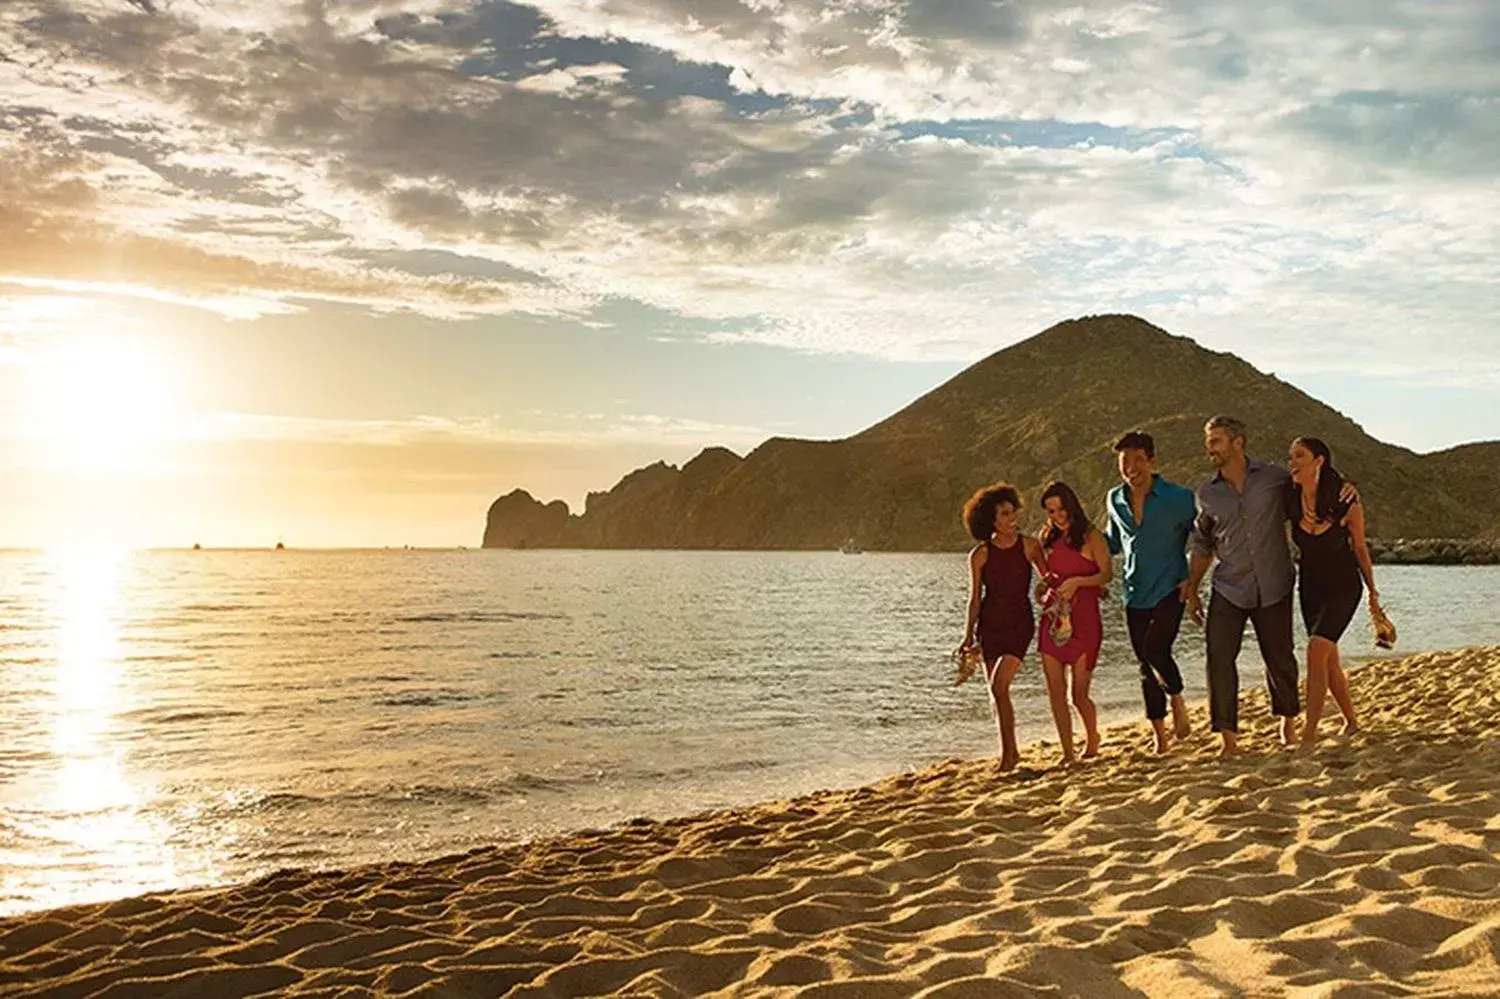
978;538;1036;665
1291;499;1363;642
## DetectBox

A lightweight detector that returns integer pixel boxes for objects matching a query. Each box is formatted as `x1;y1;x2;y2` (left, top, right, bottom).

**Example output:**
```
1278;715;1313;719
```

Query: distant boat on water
839;538;863;554
274;541;286;551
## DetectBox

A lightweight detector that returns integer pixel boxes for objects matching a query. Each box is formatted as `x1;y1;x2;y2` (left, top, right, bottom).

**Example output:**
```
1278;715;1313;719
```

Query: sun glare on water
23;336;181;473
0;547;190;914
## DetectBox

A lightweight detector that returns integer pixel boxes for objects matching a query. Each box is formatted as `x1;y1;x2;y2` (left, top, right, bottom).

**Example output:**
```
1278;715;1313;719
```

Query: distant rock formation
483;315;1500;551
1368;539;1500;566
482;489;571;549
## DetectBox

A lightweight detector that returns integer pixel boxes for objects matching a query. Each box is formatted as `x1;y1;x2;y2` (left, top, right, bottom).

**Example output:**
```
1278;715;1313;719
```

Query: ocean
2;547;1497;916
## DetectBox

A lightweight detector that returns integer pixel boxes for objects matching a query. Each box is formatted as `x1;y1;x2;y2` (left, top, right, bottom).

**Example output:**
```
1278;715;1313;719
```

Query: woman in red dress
1037;480;1112;764
961;483;1050;770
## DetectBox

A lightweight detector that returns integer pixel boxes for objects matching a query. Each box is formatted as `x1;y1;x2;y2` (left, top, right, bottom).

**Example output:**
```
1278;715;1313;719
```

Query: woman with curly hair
961;482;1050;770
1037;480;1112;763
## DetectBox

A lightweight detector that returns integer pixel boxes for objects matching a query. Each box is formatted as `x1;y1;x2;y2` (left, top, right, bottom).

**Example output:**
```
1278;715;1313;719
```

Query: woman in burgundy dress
1037;480;1112;764
961;483;1050;770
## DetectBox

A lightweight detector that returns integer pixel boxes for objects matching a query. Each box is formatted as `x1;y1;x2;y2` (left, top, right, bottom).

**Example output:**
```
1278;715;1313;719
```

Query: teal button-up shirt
1104;474;1197;610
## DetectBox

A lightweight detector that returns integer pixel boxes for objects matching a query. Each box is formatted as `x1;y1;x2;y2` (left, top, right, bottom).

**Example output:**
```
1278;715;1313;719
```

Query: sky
0;0;1496;547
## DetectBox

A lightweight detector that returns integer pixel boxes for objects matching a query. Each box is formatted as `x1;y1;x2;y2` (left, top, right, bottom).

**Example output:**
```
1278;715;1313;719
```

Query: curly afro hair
962;482;1023;541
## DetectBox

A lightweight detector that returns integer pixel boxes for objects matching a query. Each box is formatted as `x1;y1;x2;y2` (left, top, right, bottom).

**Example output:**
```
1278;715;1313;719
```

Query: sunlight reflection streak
30;547;178;911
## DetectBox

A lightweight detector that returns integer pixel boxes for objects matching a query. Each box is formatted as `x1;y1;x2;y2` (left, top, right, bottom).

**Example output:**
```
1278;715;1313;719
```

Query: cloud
181;410;769;449
0;0;1495;382
1276;90;1500;180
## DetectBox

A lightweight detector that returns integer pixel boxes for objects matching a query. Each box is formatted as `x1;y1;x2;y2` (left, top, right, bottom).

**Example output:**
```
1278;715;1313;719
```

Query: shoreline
474;541;1500;565
5;544;1496;565
4;646;1500;996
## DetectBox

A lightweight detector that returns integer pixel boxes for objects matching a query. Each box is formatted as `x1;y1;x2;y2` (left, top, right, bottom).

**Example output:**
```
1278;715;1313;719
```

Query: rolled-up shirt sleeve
1103;506;1122;556
1189;502;1216;560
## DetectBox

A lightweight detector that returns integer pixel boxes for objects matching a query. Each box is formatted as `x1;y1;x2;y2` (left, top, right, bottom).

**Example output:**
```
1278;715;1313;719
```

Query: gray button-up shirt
1189;458;1294;609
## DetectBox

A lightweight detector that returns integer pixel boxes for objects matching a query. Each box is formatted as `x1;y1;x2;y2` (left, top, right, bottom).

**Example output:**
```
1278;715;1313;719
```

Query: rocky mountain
482;315;1500;550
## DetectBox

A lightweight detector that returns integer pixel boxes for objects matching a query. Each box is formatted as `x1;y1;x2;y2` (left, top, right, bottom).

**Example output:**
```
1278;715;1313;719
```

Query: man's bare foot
1082;741;1100;760
1059;750;1078;767
1338;720;1360;738
1152;730;1170;755
1218;732;1238;758
1279;716;1297;747
1171;696;1191;739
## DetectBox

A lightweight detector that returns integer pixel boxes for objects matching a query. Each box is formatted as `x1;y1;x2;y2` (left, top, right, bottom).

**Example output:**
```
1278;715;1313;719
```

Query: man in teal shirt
1103;431;1198;753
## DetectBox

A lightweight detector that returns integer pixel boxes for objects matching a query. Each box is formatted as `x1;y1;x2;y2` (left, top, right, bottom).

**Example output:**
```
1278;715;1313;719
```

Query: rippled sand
4;646;1499;997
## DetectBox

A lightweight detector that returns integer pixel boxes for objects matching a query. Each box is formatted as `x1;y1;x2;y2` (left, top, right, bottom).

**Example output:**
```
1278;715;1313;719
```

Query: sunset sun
23;338;180;472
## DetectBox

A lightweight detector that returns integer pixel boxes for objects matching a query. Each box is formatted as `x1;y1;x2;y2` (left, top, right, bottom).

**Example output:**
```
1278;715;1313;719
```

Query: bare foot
1218;732;1238;758
1279;716;1297;747
1082;743;1100;760
1338;720;1360;738
1152;731;1170;755
1171;696;1191;739
999;753;1019;772
1059;751;1078;767
1293;738;1317;757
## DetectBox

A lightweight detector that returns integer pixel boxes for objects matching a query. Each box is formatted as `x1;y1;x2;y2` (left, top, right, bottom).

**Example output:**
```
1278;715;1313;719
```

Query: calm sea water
1;548;1497;916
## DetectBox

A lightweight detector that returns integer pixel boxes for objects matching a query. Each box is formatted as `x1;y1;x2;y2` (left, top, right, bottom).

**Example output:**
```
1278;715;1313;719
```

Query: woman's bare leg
1327;644;1359;735
1041;654;1075;764
985;654;1024;769
1298;636;1335;752
1071;656;1100;758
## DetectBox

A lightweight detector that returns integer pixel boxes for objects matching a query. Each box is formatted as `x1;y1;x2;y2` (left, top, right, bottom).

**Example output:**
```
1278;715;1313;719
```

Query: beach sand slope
4;647;1500;997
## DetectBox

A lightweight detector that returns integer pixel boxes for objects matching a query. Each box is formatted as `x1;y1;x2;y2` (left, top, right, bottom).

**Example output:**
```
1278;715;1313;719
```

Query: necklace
1300;490;1319;523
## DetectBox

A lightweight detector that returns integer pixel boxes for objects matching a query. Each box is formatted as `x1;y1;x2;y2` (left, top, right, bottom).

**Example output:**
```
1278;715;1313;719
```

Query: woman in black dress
1286;437;1383;751
961;483;1051;770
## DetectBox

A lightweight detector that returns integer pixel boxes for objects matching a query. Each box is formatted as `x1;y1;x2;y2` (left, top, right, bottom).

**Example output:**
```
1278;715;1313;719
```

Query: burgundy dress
978;538;1036;665
1038;538;1104;668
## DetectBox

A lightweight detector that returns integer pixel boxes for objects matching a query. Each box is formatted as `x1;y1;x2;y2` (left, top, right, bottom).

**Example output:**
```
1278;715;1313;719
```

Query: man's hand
1184;586;1205;626
1338;479;1360;524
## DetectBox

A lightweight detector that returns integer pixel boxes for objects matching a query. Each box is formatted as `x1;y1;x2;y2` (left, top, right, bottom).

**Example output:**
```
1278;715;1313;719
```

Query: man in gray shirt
1184;415;1300;756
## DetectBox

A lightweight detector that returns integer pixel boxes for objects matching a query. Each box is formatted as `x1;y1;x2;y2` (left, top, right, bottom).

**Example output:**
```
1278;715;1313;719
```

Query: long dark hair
1040;480;1090;550
1285;436;1346;523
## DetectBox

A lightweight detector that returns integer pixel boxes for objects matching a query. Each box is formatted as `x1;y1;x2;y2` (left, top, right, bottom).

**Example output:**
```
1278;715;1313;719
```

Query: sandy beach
4;646;1499;998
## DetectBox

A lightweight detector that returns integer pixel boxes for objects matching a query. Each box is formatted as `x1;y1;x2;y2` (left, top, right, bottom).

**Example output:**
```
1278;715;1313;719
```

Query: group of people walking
960;415;1391;766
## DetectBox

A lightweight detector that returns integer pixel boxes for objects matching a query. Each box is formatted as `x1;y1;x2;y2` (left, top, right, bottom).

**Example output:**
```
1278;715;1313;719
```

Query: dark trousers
1205;590;1300;733
1126;592;1186;721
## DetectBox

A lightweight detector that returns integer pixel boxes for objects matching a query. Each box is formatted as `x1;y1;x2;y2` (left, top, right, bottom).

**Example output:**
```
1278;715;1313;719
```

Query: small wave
216;791;320;816
557;715;624;729
374;689;476;708
392;611;566;624
206;775;575;819
122;653;197;665
634;758;780;782
119;707;248;725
